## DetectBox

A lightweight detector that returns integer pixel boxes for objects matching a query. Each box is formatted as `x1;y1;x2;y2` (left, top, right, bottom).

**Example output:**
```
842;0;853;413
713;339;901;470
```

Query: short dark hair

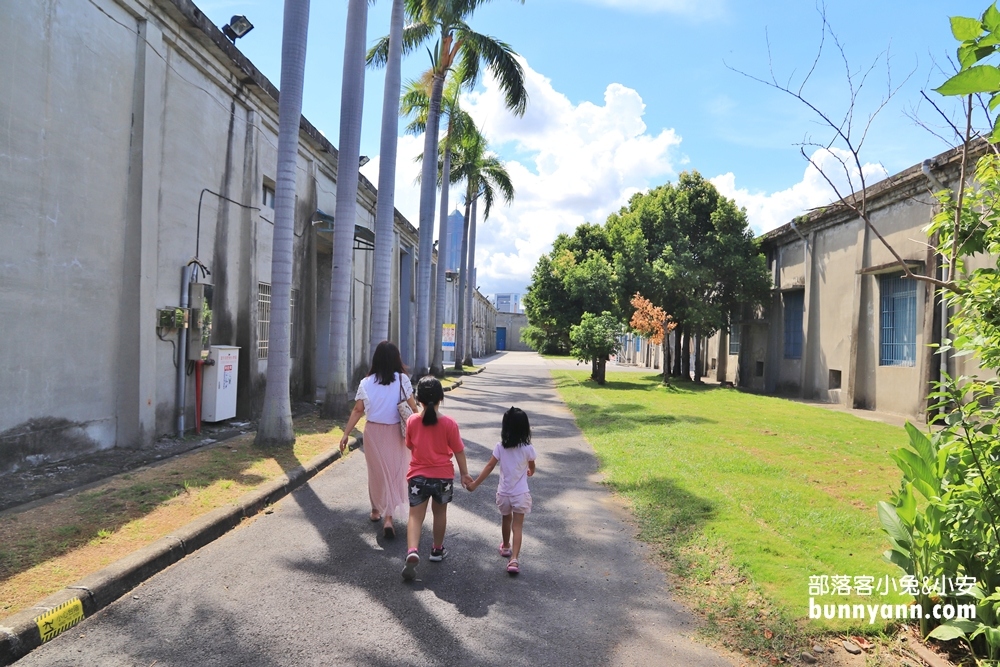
415;376;444;425
369;341;406;385
501;406;531;449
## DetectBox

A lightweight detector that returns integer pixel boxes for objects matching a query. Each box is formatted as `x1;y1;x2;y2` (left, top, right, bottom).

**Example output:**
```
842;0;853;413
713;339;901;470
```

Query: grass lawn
552;370;911;641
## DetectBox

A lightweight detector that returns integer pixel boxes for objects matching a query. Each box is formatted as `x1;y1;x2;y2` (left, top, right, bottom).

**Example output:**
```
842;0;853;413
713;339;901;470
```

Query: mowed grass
552;371;910;635
0;413;347;618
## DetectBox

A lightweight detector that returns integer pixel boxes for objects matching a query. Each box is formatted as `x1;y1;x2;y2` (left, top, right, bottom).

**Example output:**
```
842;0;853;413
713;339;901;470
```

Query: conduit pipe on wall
921;159;950;385
176;264;196;437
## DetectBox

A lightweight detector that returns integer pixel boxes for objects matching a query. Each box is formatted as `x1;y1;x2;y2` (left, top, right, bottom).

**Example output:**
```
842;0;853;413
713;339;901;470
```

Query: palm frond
456;28;527;115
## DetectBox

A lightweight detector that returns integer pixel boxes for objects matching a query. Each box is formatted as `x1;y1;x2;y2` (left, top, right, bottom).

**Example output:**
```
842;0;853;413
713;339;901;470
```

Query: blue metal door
496;327;507;351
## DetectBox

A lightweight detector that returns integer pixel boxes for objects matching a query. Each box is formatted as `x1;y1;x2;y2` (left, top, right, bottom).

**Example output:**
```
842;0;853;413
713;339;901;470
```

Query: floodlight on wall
222;15;254;41
358;155;370;167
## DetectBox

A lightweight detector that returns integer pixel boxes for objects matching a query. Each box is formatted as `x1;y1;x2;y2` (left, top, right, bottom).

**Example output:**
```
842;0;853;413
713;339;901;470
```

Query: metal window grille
783;291;804;359
258;283;271;360
879;274;916;366
729;316;741;356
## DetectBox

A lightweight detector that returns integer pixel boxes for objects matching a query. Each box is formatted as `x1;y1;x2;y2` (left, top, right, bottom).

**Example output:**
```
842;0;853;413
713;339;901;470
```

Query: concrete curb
0;436;361;666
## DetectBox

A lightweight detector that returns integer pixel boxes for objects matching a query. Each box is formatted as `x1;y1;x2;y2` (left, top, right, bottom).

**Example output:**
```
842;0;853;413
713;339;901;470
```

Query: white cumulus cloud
461;59;682;295
364;58;683;297
711;147;889;234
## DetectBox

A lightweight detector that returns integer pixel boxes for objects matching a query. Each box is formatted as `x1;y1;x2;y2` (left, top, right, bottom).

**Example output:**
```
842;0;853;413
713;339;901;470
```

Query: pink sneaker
498;543;513;558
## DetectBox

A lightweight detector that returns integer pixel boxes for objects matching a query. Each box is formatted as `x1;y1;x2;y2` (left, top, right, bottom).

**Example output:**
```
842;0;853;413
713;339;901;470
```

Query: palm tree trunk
323;0;367;418
430;137;452;376
453;188;472;370
369;0;404;358
414;72;446;377
462;194;479;366
256;0;310;447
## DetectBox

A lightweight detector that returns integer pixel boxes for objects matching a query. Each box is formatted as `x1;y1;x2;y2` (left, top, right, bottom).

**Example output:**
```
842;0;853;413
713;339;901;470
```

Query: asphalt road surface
21;352;734;667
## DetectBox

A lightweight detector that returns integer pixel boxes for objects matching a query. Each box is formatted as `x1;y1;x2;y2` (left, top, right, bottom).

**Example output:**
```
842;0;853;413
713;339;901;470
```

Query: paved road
21;351;734;667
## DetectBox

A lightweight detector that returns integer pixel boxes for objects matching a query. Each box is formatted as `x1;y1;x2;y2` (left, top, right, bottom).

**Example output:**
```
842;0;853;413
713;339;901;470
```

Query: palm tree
399;73;474;375
323;0;369;418
367;0;405;358
256;0;311;447
384;0;527;376
449;128;513;368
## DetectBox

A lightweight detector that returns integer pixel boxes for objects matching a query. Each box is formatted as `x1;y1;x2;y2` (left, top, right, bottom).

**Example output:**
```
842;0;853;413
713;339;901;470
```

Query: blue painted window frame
879;274;917;366
783;291;804;360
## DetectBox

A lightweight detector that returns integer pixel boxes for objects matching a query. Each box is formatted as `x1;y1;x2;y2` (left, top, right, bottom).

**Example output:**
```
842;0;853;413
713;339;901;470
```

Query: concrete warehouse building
1;0;494;474
705;143;991;421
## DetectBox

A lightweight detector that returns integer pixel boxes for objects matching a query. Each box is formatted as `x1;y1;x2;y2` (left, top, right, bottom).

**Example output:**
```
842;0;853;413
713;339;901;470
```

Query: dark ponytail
416;376;444;426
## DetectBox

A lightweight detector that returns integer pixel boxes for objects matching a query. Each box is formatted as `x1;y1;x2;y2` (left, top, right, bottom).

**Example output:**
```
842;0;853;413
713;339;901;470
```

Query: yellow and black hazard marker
34;598;84;643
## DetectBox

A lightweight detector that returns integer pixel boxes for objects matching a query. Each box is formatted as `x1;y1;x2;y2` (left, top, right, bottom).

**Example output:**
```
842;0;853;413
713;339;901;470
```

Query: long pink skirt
363;421;410;519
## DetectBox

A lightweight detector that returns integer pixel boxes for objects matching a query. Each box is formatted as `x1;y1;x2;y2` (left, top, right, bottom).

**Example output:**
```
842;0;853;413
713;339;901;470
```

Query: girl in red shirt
401;377;473;581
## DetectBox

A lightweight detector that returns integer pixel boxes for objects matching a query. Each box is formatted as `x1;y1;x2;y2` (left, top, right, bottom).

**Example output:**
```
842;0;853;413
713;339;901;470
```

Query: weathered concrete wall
1;0;428;475
496;312;532;352
0;0;139;471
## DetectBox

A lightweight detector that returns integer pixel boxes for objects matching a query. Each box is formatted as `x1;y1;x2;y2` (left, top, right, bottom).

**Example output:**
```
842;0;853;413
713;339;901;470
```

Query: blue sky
201;0;986;297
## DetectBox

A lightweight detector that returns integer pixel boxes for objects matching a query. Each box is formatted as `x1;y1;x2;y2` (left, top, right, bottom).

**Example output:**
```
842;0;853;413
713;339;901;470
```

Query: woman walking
340;341;418;538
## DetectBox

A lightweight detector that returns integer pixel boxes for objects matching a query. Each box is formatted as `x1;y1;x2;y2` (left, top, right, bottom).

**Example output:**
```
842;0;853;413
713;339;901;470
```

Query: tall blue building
443;210;464;272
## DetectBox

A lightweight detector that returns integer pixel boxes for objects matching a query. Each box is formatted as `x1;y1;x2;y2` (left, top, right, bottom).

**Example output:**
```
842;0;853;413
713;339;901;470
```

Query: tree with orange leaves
629;293;675;345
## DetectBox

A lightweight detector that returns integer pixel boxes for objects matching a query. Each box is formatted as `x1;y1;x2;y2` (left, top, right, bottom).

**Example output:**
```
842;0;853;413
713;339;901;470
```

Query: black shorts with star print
407;476;454;506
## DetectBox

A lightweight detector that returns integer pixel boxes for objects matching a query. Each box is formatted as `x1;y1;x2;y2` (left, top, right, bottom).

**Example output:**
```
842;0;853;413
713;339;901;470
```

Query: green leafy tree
569;311;622;385
605;173;769;379
522;226;617;353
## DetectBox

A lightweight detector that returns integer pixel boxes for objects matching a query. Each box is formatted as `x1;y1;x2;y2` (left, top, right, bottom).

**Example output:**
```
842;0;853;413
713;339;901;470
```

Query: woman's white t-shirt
355;373;413;425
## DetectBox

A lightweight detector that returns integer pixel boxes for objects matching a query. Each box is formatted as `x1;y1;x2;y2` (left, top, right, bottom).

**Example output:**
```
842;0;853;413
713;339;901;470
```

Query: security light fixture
222;15;254;41
358;155;370;167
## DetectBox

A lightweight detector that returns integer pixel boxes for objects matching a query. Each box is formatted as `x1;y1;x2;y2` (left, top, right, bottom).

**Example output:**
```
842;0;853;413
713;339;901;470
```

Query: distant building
495;293;520;314
443;210;464;272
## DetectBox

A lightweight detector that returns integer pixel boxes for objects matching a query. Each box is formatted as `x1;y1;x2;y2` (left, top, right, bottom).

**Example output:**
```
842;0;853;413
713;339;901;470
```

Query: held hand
461;474;475;491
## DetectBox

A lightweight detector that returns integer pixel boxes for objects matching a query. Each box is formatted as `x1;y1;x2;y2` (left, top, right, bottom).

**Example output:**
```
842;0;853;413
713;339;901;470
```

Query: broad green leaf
878;501;912;548
953;16;985;41
990;92;1000;111
929;621;972;641
905;422;936;465
895;449;941;495
883;548;912;573
897;483;917;524
935;65;1000;96
960;43;998;69
912;478;938;502
985;4;1000;32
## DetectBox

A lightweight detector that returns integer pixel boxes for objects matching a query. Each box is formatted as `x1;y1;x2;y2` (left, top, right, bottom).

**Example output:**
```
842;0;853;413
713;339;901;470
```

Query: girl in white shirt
468;407;537;575
341;341;419;538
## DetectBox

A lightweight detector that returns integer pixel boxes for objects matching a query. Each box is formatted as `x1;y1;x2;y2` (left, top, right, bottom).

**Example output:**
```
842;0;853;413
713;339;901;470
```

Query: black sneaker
429;546;447;562
402;551;419;580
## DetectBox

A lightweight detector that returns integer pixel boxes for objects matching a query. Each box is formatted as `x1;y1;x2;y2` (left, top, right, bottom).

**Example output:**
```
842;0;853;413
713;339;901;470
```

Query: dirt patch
0;408;348;617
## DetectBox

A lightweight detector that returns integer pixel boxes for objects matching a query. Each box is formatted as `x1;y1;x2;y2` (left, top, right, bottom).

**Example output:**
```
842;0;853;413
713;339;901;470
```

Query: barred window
258;283;270;360
729;314;741;356
783;291;804;360
879;274;916;366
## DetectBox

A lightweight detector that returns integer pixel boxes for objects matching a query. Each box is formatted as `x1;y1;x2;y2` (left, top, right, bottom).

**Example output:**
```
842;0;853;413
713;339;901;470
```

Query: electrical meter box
202;346;239;422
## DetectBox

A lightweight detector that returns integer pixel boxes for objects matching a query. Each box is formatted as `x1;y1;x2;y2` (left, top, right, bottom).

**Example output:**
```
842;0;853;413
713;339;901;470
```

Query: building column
117;18;165;448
